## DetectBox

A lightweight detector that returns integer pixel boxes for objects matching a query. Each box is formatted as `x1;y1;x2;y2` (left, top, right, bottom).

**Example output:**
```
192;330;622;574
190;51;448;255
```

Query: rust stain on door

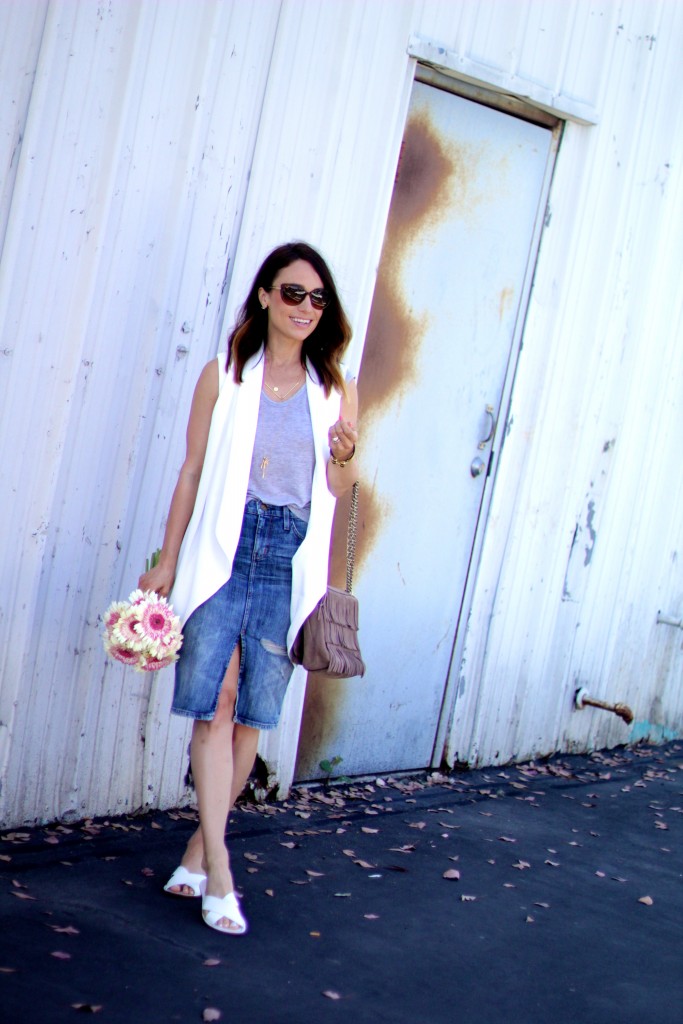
300;103;479;770
331;108;475;585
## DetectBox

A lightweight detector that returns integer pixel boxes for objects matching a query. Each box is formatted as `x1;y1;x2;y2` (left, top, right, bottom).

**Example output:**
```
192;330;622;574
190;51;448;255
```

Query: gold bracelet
330;445;356;467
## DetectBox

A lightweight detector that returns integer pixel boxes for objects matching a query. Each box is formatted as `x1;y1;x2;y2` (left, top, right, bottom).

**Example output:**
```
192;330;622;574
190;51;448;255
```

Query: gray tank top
246;384;315;518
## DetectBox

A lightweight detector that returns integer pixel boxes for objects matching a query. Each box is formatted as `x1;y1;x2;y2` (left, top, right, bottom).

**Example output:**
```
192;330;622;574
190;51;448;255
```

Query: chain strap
345;481;359;594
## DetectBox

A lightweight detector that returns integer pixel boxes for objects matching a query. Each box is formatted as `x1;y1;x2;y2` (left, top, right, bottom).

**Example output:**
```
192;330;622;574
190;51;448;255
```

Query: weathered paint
305;102;463;758
298;81;557;780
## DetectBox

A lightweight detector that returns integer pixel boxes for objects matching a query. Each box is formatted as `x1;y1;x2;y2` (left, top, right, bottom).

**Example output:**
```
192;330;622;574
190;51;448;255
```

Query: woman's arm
326;376;359;498
137;359;219;597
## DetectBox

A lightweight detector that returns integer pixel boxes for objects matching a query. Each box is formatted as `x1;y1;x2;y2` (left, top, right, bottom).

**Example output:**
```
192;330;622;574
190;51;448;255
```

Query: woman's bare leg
169;722;259;896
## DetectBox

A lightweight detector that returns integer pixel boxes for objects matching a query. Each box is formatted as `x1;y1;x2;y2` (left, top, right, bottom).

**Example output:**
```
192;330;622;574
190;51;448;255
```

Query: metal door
296;81;557;779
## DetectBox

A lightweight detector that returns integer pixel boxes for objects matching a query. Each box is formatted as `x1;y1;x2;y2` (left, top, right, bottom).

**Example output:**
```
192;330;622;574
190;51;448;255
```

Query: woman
138;241;359;935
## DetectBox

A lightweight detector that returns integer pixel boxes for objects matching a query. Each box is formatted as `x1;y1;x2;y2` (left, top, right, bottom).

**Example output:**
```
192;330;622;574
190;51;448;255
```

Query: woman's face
259;259;325;347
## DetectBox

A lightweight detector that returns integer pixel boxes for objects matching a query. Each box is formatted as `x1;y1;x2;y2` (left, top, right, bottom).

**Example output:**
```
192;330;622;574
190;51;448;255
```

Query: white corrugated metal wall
0;0;681;825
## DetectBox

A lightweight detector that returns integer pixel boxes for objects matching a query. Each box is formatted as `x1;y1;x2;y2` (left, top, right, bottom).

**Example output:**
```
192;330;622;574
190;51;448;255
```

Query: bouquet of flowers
102;553;182;672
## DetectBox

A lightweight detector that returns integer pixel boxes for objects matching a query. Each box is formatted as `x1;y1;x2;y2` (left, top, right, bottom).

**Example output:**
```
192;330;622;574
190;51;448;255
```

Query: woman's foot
201;889;247;935
202;863;245;933
164;829;205;896
163;865;206;898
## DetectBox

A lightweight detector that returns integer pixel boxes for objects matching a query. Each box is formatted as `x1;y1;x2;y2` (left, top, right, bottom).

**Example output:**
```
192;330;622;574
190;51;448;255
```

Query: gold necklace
263;375;305;401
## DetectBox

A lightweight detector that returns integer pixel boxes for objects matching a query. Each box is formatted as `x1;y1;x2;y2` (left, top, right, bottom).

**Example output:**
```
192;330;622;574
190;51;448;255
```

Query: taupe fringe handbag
292;481;366;678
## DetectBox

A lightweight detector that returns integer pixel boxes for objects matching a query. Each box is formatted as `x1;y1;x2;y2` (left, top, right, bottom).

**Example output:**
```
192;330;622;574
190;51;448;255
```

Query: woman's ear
257;287;268;310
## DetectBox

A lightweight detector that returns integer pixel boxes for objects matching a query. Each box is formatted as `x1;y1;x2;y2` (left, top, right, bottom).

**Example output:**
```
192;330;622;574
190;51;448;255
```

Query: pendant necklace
263;376;304;401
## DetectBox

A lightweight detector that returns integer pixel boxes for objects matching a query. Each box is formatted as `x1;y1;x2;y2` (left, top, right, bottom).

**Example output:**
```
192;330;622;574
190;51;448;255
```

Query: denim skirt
172;501;308;729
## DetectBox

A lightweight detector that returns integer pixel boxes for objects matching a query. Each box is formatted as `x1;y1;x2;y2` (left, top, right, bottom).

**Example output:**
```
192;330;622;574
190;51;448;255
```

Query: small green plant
319;755;350;787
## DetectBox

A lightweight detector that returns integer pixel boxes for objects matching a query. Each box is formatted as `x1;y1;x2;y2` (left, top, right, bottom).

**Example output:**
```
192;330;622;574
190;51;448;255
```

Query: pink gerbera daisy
112;607;145;650
105;642;141;667
138;600;174;643
138;652;178;672
103;601;128;632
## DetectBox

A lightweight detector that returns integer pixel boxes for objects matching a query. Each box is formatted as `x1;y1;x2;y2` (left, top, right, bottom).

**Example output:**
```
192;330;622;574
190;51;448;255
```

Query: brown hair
226;241;352;397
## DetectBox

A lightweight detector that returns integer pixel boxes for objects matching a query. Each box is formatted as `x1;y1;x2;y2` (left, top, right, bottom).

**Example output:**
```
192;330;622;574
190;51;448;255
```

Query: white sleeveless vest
171;351;340;657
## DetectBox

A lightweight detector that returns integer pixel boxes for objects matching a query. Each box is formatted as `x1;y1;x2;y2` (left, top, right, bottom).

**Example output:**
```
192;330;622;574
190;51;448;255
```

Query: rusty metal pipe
574;687;634;725
657;612;683;629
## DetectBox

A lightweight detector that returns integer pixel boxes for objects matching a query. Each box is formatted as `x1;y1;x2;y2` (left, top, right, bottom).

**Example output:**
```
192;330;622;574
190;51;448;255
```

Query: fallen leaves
323;991;341;1001
203;1009;222;1022
442;869;461;881
638;896;654;906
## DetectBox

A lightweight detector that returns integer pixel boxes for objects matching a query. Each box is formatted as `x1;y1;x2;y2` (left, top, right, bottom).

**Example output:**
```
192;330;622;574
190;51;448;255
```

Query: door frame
413;65;565;768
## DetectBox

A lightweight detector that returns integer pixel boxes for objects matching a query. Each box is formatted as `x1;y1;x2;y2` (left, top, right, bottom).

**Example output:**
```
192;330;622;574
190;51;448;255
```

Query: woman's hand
137;559;175;599
326;378;359;496
328;416;358;463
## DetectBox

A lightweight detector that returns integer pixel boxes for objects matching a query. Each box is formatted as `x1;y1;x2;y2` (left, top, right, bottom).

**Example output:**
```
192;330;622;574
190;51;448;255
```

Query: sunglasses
269;283;330;310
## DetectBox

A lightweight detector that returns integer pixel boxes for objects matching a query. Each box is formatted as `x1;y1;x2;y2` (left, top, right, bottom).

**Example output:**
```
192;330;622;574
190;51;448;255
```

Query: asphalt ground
1;742;681;1024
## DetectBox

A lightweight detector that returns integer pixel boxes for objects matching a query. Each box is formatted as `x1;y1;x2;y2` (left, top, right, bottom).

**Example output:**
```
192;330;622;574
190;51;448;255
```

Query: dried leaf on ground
512;861;531;870
408;822;426;830
203;1009;222;1022
638;896;654;906
323;991;341;1000
50;925;79;935
361;827;379;834
460;894;477;902
203;959;221;967
498;836;517;843
353;859;375;869
389;844;416;854
50;951;71;960
364;913;379;920
443;869;460;880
